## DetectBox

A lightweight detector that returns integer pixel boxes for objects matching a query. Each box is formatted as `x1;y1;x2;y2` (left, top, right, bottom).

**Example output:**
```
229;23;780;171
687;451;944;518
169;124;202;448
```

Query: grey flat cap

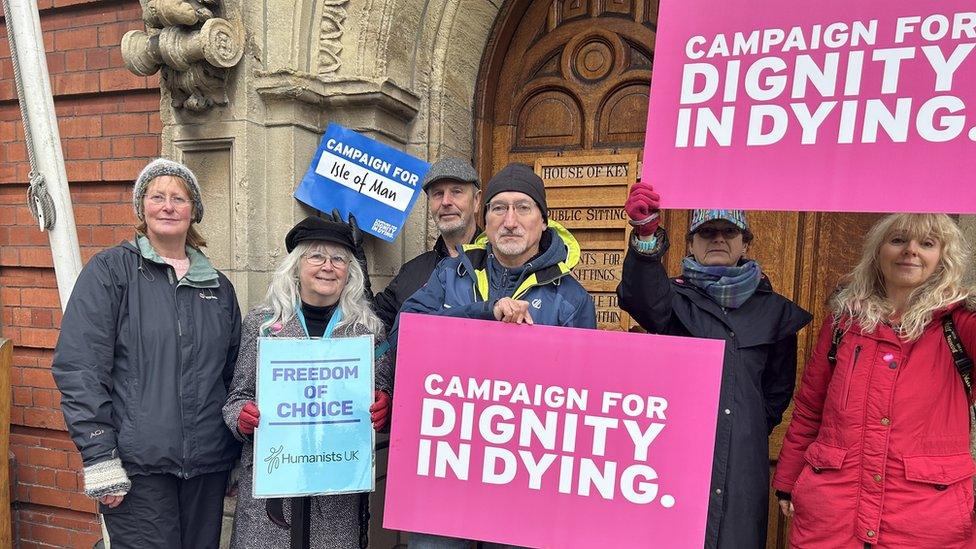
421;156;479;192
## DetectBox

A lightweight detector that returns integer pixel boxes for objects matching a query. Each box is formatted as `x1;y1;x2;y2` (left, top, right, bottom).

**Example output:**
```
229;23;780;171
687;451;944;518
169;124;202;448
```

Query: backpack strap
943;314;973;397
827;316;844;367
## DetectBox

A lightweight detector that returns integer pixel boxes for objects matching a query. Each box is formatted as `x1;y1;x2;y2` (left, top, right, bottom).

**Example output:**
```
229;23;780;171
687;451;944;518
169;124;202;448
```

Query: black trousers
100;470;229;549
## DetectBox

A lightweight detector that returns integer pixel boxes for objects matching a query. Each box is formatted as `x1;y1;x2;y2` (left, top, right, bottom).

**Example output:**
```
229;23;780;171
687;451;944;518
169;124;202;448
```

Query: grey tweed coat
222;307;394;549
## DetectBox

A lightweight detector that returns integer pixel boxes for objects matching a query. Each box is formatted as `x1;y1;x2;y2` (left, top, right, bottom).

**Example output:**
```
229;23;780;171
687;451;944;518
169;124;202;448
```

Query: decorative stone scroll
535;153;638;331
121;0;244;112
318;0;350;75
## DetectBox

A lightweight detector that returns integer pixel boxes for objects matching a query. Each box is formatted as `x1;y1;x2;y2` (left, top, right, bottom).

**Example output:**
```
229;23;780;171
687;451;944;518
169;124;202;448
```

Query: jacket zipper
843;345;862;409
169;267;189;478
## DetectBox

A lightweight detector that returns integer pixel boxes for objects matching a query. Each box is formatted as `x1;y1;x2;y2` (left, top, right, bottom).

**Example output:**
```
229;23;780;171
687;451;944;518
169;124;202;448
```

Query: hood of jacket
458;220;581;301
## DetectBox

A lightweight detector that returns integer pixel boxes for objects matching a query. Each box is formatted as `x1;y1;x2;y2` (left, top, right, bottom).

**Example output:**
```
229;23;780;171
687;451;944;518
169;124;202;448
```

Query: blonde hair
260;241;383;336
135;176;207;249
832;213;973;340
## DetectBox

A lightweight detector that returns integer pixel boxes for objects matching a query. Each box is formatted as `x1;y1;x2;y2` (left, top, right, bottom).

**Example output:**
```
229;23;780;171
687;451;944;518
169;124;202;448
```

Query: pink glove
238;401;260;436
624;182;661;237
370;391;391;431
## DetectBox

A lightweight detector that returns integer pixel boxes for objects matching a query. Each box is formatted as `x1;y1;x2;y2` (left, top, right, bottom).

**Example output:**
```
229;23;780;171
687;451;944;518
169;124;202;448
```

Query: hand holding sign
370;390;391;431
624;182;661;236
238;401;260;436
492;297;534;324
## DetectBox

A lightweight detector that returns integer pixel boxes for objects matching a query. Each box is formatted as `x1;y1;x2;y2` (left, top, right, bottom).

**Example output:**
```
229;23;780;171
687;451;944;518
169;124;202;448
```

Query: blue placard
295;123;430;242
253;335;375;498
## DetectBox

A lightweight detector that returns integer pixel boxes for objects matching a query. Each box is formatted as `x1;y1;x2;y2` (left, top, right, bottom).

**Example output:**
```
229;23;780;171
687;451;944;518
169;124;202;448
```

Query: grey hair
260;241;384;336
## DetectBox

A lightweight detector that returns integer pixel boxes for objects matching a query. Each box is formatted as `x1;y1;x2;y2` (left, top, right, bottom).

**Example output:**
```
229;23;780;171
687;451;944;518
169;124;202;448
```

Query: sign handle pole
290;497;311;549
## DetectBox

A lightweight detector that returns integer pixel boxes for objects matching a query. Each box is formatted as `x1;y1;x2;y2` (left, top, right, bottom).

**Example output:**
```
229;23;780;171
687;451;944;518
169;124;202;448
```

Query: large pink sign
643;0;976;213
384;314;725;548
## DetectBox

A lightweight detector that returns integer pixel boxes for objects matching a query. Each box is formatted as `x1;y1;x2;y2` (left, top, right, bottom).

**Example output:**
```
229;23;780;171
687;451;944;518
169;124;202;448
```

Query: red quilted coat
773;304;976;548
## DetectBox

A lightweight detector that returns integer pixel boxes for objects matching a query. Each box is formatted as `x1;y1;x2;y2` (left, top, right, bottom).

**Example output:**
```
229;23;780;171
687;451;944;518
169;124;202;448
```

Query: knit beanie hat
422;156;480;192
483;163;548;222
689;209;749;233
132;158;204;223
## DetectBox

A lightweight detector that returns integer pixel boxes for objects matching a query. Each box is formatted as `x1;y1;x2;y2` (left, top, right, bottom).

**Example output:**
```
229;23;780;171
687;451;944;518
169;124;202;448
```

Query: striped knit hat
689;209;748;233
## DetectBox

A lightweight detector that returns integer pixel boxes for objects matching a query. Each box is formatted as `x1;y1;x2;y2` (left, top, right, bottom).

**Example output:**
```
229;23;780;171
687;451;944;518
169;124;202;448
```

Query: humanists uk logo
264;445;361;474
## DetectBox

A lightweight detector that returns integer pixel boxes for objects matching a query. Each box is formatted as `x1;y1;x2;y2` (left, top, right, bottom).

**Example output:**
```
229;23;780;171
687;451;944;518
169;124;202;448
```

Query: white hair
260;241;383;336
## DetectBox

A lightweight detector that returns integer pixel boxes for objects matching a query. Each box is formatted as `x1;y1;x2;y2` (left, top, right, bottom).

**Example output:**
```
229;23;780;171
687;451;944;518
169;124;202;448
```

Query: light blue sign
295;123;430;242
253;335;375;498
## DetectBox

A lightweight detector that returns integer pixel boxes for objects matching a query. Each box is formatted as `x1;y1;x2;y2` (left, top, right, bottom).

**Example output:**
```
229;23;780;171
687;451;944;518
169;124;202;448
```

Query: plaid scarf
681;257;762;309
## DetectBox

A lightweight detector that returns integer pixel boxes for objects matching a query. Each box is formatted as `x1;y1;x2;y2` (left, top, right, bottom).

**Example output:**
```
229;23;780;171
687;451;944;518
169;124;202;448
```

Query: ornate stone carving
318;0;349;75
121;0;243;112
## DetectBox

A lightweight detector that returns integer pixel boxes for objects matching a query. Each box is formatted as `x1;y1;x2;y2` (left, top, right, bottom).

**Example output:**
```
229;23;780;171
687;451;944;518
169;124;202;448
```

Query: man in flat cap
372;156;483;330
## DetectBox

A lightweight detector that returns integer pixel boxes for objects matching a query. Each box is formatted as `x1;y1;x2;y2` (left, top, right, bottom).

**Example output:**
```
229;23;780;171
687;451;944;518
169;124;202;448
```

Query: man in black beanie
395;161;593;326
396;162;595;547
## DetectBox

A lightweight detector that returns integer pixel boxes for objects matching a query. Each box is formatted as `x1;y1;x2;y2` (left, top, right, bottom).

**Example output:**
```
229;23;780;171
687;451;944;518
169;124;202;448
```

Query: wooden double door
473;0;881;546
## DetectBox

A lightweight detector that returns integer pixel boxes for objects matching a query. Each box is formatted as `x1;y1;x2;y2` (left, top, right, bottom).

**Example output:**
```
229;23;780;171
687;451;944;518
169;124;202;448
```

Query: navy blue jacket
396;221;596;330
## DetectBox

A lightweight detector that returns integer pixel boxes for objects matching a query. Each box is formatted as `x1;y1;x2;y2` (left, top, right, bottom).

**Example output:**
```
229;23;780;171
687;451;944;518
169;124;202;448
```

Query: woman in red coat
773;213;976;548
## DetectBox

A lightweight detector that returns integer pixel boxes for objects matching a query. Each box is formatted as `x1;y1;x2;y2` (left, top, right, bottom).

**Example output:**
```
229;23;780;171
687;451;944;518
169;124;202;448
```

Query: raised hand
624;180;661;237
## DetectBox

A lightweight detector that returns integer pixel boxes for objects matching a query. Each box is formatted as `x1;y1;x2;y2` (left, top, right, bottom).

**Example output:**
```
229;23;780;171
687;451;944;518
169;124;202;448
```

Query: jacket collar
127;235;220;289
458;220;582;301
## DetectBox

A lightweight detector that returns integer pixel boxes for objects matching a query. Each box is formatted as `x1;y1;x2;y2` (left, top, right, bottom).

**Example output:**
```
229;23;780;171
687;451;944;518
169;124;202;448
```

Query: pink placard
643;0;976;213
384;314;725;548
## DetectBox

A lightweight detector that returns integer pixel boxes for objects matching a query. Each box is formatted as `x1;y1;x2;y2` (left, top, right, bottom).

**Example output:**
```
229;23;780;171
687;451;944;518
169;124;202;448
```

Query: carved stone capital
254;73;421;143
122;1;243;113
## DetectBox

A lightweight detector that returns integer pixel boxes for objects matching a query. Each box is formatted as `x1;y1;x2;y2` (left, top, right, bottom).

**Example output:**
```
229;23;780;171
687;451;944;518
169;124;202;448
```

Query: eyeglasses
695;227;742;240
304;252;348;268
487;201;536;217
147;194;190;207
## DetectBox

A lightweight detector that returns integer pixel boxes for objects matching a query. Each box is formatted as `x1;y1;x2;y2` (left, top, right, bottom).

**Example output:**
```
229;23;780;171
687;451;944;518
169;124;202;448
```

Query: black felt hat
285;216;355;253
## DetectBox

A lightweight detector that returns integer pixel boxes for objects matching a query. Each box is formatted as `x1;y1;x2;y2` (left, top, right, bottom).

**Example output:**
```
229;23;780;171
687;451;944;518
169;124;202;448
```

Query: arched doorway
473;1;881;546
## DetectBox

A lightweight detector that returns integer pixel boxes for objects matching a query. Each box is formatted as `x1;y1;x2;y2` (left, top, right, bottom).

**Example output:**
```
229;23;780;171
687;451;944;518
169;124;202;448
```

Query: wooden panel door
474;1;883;546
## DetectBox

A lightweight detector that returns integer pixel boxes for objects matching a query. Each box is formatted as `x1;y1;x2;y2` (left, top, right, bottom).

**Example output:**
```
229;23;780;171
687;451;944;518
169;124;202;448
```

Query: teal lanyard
295;303;343;339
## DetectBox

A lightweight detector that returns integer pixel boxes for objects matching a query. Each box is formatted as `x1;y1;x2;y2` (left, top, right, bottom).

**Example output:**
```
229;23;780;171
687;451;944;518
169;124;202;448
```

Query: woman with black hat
53;158;242;548
223;216;394;548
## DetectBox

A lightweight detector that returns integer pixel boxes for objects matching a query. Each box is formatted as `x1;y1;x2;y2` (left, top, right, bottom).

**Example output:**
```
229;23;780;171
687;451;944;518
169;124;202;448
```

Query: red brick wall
0;1;161;546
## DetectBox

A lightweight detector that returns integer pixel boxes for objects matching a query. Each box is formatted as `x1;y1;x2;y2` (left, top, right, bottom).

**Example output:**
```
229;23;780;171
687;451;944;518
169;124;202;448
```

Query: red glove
238;401;260;436
624;181;661;237
370;391;391;431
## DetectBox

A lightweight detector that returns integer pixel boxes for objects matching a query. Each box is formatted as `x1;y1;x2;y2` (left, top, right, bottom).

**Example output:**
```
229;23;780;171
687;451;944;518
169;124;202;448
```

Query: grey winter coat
223;308;393;549
53;237;242;477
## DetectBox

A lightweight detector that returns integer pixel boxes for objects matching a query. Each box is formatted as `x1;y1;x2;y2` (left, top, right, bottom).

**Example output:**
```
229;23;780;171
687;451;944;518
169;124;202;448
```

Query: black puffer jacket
53;237;242;478
373;235;457;330
617;228;811;549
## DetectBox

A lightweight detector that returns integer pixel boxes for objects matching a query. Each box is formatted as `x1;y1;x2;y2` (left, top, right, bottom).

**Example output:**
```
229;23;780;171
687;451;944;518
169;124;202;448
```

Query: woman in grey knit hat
52;158;242;548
